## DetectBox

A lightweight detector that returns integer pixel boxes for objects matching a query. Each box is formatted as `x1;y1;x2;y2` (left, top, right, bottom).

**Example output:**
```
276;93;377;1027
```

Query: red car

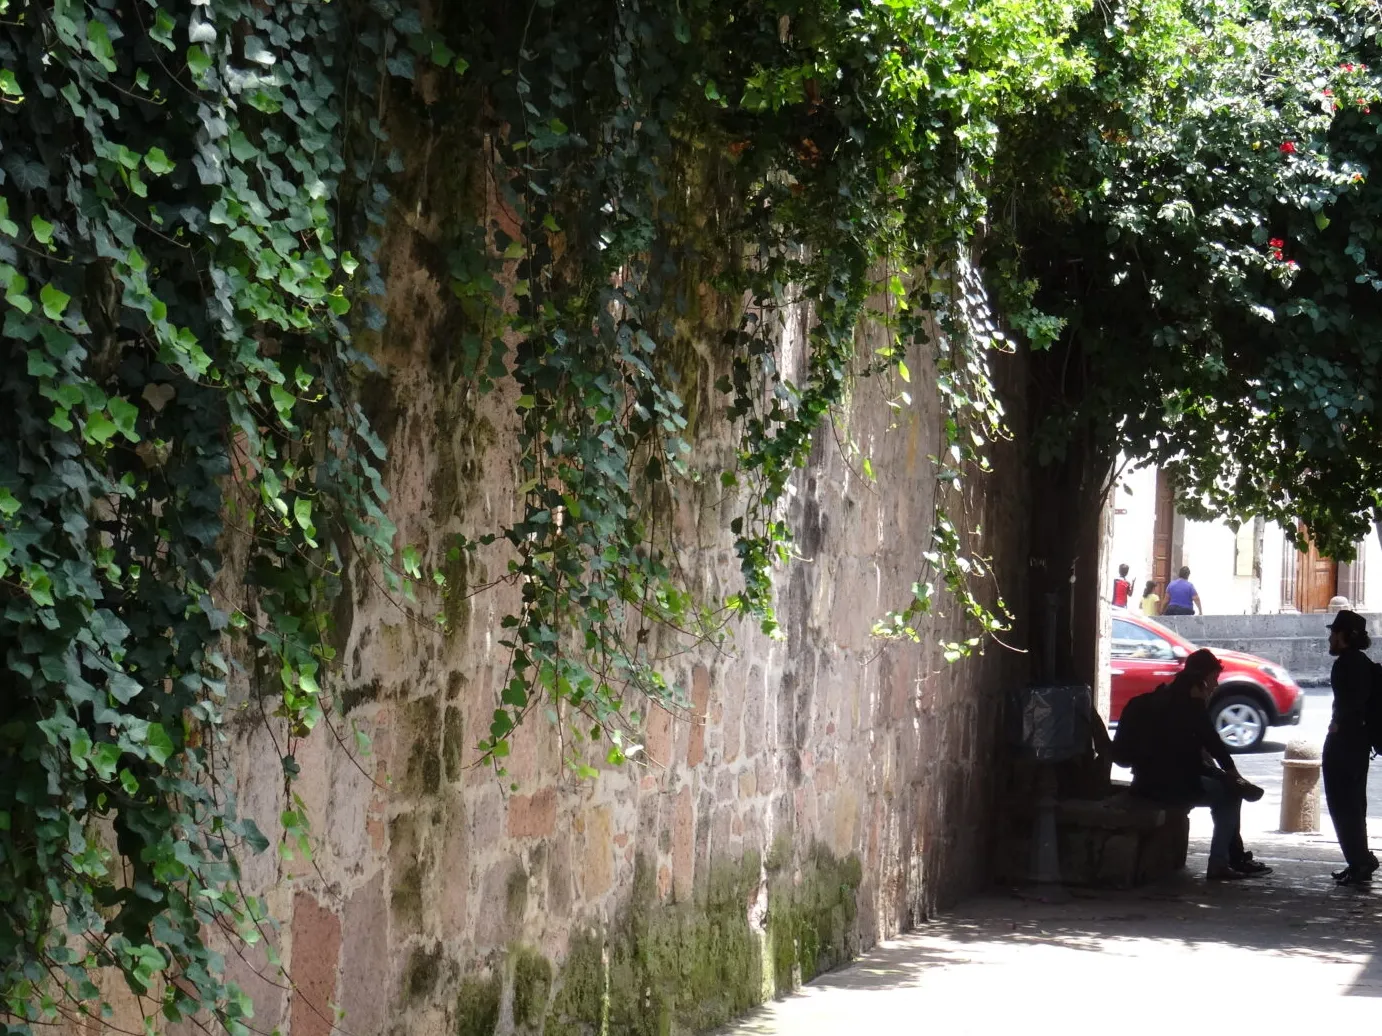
1110;611;1303;753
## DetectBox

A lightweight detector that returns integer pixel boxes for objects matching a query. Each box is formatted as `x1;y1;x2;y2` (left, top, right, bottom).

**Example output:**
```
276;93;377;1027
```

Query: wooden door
1151;469;1175;596
1294;530;1339;613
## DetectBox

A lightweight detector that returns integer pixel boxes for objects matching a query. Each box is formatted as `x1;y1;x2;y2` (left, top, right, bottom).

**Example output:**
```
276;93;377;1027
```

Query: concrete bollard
1280;740;1323;834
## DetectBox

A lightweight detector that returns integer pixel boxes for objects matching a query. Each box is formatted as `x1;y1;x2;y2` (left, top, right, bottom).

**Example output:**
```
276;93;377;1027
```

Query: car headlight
1262;664;1295;685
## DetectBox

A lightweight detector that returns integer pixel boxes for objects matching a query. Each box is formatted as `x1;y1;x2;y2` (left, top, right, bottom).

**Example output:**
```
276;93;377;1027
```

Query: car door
1110;617;1183;719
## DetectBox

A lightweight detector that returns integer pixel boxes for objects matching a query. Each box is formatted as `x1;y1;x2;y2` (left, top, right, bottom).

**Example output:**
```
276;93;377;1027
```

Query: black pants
1324;732;1372;868
1163;604;1194;616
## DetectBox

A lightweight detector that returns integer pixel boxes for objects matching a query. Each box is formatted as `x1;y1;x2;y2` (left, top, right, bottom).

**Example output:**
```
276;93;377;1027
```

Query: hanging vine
455;0;1086;767
0;0;1087;1027
0;0;441;1029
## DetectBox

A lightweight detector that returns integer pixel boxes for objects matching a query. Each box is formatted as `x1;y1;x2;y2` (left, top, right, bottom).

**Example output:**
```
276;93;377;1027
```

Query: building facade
1107;463;1382;615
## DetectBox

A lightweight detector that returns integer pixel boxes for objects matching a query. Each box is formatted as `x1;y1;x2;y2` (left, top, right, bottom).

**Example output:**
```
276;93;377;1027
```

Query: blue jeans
1198;775;1243;868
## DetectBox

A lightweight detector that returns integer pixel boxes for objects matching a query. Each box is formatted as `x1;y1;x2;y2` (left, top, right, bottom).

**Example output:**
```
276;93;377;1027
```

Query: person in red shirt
1112;564;1133;608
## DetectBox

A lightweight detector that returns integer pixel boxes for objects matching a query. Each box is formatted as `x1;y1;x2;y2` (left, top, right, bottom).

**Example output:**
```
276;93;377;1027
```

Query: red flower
1287;260;1299;269
1325;88;1334;96
1343;63;1356;72
1269;237;1284;248
1280;141;1297;154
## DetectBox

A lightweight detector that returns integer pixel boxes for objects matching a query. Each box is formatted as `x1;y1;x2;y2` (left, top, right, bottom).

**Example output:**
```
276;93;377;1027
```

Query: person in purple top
1162;566;1201;616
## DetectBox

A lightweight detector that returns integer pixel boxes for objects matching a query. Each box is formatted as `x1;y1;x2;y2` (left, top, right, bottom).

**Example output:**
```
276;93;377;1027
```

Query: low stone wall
1156;612;1382;682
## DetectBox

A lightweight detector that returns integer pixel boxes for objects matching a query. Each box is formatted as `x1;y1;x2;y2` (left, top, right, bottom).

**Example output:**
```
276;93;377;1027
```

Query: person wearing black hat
1112;648;1269;880
1324;609;1378;885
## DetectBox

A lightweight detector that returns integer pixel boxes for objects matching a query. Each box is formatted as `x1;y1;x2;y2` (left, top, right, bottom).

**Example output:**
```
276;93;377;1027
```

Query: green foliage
0;0;422;1029
992;0;1382;556
456;0;1086;767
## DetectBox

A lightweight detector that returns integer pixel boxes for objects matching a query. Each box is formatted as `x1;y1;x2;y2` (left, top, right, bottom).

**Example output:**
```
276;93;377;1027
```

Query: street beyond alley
720;687;1382;1034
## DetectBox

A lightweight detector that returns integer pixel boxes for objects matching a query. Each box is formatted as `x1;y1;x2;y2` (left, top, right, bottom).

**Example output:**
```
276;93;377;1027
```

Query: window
1111;618;1176;661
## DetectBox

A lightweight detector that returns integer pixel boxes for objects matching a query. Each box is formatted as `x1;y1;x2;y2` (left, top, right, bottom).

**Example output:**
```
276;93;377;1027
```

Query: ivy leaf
0;488;20;517
91;742;122;780
270;383;296;423
69;730;93;769
40;283;70;320
27;569;53;606
0;69;21;98
86;21;118;72
241;819;270;854
293;497;313;532
150;10;176;50
84;412;118;445
107;397;140;440
26;350;56;378
30;216;53;246
108;672;142;704
0;198;17;237
186;45;212;79
431;39;455;67
145;724;174;767
143;147;175;175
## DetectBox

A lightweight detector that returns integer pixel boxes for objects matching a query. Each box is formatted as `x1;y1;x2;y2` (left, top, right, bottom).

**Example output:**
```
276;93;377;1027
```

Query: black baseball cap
1326;609;1368;635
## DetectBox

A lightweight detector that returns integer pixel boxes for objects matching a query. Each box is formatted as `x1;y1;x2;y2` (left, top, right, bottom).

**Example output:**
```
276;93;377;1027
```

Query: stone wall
152;104;1034;1036
209;342;1032;1036
1156;611;1371;683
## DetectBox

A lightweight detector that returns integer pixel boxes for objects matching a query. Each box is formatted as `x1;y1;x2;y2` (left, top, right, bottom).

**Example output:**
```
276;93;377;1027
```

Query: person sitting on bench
1111;648;1270;880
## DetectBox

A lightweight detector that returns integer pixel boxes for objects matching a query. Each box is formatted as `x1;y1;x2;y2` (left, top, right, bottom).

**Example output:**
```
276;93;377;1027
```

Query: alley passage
720;835;1382;1034
723;690;1382;1036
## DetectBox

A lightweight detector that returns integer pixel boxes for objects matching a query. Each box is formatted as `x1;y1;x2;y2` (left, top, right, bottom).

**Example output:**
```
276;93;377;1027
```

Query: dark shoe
1236;780;1265;803
1234;858;1273;876
1335;855;1379;885
1207;865;1251;881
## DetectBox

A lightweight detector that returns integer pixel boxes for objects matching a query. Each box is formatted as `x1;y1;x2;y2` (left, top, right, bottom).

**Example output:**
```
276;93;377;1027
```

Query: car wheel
1211;694;1269;753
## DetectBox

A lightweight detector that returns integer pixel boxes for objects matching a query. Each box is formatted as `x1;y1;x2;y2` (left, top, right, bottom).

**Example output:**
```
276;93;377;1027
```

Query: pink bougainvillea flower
1342;62;1356;71
1280;141;1297;154
1324;88;1334;96
1286;260;1299;269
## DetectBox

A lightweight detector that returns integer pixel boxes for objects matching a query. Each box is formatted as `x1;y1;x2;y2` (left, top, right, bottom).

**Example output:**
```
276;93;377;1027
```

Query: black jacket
1330;647;1374;741
1113;683;1234;803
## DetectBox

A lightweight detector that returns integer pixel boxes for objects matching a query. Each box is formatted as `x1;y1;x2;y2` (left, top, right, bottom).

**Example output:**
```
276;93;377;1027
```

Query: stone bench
1054;790;1189;889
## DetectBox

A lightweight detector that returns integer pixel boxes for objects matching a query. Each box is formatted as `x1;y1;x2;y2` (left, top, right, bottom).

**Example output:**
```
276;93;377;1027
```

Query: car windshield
1111;618;1177;661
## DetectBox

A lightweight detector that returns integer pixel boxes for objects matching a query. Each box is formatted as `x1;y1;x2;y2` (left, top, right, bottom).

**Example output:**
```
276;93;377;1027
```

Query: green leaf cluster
0;0;415;1028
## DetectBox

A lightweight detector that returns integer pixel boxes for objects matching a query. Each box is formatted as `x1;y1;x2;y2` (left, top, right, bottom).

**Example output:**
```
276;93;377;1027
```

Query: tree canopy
992;0;1382;556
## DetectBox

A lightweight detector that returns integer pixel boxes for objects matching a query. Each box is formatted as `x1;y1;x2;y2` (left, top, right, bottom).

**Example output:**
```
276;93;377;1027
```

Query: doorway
1294;540;1338;614
1150;470;1177;598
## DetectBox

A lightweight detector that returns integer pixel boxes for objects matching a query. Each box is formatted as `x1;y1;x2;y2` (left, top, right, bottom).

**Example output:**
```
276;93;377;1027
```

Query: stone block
687;664;711;767
645;705;674;770
672;785;695;902
340;874;390;1036
289;893;342;1036
507;786;557;839
583;805;614;898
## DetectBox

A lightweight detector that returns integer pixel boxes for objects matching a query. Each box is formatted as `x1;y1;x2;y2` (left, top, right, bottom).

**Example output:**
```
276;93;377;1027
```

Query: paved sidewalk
722;826;1382;1034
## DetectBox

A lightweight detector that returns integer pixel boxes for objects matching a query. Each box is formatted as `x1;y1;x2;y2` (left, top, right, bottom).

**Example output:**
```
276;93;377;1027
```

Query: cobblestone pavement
721;698;1382;1036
